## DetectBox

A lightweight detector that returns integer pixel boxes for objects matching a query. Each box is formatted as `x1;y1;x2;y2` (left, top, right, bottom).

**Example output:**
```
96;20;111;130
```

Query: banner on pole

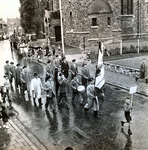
129;86;137;94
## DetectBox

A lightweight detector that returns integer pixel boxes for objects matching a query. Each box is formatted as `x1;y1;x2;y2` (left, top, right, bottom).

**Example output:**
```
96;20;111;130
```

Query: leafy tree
19;0;47;38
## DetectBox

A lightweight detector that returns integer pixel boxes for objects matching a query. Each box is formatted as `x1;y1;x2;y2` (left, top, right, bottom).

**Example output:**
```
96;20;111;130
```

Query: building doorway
55;26;61;42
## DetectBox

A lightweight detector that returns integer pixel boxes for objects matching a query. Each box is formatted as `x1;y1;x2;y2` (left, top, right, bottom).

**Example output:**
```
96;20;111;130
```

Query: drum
77;85;85;93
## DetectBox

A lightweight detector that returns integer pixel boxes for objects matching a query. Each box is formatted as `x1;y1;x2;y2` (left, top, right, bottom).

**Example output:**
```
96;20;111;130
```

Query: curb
8;120;38;150
106;82;148;97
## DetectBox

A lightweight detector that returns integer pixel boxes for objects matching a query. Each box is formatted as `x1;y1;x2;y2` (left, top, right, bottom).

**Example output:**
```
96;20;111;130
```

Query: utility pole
59;0;65;54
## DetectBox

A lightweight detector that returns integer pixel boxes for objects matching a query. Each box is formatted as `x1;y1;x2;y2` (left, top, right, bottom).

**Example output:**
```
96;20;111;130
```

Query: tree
19;0;37;34
19;0;46;38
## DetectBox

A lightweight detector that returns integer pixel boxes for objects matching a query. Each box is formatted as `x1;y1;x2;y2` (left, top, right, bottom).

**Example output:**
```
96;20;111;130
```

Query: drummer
71;76;79;102
71;76;84;105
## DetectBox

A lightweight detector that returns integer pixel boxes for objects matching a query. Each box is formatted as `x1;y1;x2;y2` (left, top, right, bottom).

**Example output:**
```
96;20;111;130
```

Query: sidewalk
86;61;148;96
0;120;38;150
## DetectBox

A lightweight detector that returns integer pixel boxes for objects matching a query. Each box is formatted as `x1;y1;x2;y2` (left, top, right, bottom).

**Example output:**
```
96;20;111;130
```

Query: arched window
121;0;133;15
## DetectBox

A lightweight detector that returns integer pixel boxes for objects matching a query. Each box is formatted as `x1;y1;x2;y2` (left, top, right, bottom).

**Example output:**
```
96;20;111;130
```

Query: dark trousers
9;76;14;84
15;81;21;89
45;97;52;109
58;93;67;103
72;92;78;101
22;83;27;93
3;89;11;104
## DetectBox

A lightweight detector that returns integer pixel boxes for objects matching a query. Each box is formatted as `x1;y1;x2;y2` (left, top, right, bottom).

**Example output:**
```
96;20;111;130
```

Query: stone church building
44;0;148;47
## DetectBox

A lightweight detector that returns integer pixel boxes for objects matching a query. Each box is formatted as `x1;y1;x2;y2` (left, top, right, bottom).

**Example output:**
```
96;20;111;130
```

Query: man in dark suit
136;59;147;82
14;64;22;91
81;63;90;89
61;57;69;79
70;59;78;79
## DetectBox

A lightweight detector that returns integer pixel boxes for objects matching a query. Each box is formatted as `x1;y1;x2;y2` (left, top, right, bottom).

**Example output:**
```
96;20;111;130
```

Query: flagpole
59;0;65;55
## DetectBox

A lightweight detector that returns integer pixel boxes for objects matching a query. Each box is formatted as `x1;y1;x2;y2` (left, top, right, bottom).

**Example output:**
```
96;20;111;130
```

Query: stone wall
61;0;121;47
47;0;148;46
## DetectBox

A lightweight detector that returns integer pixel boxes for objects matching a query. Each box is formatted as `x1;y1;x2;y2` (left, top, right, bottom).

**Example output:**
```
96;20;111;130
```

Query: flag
95;41;105;89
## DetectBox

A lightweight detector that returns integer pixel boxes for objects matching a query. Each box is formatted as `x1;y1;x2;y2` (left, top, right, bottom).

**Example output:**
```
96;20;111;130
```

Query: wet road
0;40;148;150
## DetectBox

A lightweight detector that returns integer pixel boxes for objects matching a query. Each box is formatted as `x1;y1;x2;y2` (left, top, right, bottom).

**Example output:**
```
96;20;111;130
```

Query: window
147;3;148;14
92;18;97;26
107;17;111;26
70;11;73;29
121;0;133;15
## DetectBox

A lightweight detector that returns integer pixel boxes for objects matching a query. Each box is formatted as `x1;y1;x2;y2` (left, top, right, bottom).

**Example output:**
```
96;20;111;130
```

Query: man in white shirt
31;73;43;106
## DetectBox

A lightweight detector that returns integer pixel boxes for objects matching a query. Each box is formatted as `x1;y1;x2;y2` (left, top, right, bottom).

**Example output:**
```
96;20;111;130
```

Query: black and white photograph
0;0;148;150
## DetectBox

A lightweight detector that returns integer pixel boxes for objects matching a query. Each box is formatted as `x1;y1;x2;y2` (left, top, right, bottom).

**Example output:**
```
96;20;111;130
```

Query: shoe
128;129;132;135
121;121;124;126
53;110;57;114
135;77;138;81
84;108;89;112
94;111;99;118
80;102;83;105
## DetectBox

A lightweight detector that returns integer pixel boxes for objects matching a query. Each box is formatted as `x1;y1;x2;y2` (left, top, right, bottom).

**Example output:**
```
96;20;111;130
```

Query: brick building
44;0;148;47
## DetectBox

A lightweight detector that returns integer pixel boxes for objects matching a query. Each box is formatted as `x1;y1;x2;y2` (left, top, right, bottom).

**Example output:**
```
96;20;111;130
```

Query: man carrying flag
95;41;106;101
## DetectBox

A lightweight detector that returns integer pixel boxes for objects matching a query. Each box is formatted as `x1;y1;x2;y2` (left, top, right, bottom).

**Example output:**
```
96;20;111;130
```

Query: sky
0;0;20;22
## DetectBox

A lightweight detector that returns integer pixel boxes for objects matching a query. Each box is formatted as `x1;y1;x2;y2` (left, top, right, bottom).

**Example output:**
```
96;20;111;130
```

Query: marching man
84;78;99;118
95;41;106;101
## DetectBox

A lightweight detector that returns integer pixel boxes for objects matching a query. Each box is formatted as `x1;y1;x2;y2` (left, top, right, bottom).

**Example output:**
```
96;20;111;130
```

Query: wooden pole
59;0;65;55
137;39;139;53
120;40;122;55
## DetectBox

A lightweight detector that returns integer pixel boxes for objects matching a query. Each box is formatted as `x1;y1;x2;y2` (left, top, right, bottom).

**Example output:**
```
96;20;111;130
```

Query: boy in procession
121;97;132;135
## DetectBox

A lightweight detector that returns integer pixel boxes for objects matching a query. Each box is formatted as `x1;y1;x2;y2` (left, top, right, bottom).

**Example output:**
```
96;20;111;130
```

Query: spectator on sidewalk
0;103;9;129
84;78;99;118
31;73;43;106
2;75;12;107
136;59;147;82
121;97;132;135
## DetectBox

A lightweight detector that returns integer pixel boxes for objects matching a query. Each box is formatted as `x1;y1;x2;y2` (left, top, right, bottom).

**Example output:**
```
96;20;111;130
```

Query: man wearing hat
61;57;69;79
121;97;132;135
43;75;56;112
53;55;60;69
71;76;79;102
136;59;147;82
9;62;15;85
81;63;90;90
14;64;22;91
58;72;69;108
4;60;10;77
20;66;31;95
84;78;99;118
45;60;55;81
70;59;78;79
